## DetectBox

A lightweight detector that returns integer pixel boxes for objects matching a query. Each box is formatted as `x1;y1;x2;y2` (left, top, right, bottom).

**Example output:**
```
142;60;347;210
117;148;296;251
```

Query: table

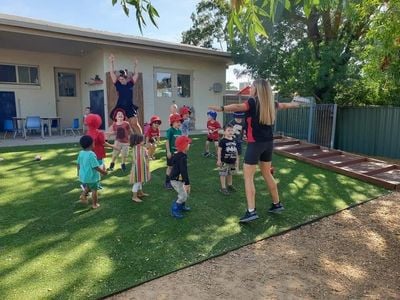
41;117;62;136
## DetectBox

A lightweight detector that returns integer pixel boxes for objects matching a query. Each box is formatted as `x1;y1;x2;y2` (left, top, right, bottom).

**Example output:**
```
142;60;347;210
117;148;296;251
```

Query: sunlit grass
0;137;388;299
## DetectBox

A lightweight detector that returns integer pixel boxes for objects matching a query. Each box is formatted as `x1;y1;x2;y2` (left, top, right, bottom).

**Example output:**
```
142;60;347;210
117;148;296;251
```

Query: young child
83;107;91;133
217;124;238;195
204;110;221;157
228;111;246;172
165;113;183;189
145;115;162;160
107;109;134;171
180;106;191;136
129;133;151;203
85;113;117;172
170;135;192;219
77;135;108;209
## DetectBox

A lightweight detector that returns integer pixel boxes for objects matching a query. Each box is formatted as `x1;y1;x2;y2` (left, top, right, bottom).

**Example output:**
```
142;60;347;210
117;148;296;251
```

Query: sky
0;0;248;88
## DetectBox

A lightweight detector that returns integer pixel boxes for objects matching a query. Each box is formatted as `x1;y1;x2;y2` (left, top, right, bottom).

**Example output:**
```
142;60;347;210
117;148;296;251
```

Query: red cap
179;106;191;115
169;113;183;125
150;115;162;124
175;135;192;152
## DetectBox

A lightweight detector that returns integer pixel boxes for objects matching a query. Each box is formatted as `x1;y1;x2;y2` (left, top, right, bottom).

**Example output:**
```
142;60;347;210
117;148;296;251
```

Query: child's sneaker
203;152;210;157
108;162;115;171
227;185;236;192
165;181;173;190
171;202;184;218
121;163;126;171
181;202;191;211
219;188;230;195
239;210;259;223
268;202;285;213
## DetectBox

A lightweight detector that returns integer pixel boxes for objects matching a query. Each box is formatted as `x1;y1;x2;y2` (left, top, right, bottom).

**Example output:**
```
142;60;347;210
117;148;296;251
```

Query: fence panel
335;106;400;159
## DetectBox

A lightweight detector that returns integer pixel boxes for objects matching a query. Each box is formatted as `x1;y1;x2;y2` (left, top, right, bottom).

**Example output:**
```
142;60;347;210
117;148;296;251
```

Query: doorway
0;91;16;131
54;68;81;129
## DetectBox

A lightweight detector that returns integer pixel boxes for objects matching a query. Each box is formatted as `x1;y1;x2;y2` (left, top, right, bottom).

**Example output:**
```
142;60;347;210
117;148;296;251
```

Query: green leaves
113;0;159;34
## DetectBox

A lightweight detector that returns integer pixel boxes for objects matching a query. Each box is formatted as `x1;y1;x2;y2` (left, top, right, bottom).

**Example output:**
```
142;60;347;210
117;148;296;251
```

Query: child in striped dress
129;133;151;203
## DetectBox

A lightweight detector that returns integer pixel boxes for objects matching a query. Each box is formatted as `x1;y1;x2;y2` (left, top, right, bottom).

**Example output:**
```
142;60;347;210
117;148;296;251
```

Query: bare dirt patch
109;193;400;299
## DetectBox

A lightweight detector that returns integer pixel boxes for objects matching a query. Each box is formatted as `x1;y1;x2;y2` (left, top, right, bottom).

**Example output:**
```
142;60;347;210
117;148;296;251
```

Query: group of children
76;105;246;217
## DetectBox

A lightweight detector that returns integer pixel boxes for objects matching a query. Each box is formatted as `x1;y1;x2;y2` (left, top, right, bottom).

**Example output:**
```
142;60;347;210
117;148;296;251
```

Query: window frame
0;63;40;85
154;68;193;100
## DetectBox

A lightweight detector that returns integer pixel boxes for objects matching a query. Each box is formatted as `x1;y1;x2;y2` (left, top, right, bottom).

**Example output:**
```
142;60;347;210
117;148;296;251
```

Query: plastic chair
25;116;42;137
64;118;80;136
3;119;18;139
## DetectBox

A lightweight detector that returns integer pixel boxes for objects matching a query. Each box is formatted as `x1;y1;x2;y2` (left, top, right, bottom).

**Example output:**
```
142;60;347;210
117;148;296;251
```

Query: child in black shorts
217;124;237;195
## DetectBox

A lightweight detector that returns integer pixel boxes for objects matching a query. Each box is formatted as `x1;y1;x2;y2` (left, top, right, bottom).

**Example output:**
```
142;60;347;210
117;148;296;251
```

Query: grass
0;136;388;299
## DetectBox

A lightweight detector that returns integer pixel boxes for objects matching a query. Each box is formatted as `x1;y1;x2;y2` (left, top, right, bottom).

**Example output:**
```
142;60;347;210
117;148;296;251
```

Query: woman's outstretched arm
109;54;117;83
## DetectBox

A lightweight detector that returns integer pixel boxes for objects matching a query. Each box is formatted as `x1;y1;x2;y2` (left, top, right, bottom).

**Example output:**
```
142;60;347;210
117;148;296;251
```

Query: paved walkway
0;130;206;148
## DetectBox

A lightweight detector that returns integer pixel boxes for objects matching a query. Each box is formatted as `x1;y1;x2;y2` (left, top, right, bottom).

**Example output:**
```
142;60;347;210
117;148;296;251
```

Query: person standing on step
108;53;142;134
209;79;301;223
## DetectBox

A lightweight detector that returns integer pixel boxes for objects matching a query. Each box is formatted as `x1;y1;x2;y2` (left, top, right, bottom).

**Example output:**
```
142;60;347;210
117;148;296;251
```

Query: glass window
177;74;191;98
18;66;30;83
29;67;39;84
58;72;76;97
0;65;17;83
156;72;172;97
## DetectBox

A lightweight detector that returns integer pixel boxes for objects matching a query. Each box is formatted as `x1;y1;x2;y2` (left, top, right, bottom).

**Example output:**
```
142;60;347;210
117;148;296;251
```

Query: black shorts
207;137;218;142
109;105;138;120
244;141;273;165
166;152;174;167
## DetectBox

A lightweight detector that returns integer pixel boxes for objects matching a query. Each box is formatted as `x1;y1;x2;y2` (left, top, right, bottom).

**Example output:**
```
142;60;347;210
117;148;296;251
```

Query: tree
226;81;238;90
181;0;229;50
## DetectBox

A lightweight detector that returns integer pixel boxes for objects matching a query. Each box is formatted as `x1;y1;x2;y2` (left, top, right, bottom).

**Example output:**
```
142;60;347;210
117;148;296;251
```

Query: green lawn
0;136;387;299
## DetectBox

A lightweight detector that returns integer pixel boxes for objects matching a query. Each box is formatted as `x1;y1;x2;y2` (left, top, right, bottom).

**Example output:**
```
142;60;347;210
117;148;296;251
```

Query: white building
0;14;231;131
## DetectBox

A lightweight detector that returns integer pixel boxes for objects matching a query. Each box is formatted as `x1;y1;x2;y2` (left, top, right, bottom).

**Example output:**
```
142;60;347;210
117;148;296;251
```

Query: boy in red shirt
203;110;221;158
145;115;162;159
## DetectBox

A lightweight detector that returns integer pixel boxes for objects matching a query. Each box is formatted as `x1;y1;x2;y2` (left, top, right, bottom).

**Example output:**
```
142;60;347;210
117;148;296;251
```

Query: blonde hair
252;79;275;125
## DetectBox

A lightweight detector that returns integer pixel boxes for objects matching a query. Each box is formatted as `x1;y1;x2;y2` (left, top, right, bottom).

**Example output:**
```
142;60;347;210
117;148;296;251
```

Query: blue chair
64;118;80;136
25;116;42;138
3;119;17;139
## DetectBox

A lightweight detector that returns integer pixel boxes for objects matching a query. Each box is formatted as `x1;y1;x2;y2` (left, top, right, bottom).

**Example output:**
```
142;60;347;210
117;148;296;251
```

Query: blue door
90;90;105;130
0;91;16;131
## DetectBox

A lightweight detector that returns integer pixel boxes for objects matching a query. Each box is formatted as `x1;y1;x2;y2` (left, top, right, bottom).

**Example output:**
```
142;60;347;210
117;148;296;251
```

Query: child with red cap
145;115;162;159
170;135;192;218
179;106;191;136
165;113;182;189
106;109;134;171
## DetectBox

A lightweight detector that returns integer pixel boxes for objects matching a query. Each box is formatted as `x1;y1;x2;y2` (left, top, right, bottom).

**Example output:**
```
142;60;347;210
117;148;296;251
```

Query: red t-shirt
112;122;131;143
87;129;106;159
207;120;221;141
145;126;160;142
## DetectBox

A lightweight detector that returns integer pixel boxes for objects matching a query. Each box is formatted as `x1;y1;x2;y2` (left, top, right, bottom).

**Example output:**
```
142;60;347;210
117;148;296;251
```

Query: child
228;111;246;172
85;113;117;172
129;133;151;203
165;113;183;189
170;135;192;219
83;107;91;133
77;135;108;209
145;115;162;159
217;124;238;195
107;109;134;171
203;110;221;157
180;106;191;136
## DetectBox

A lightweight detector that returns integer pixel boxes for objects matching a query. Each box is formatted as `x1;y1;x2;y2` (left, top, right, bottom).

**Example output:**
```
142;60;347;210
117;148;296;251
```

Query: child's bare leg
227;174;233;186
205;140;210;153
214;142;218;156
236;155;240;171
80;186;89;204
220;176;226;189
91;190;100;208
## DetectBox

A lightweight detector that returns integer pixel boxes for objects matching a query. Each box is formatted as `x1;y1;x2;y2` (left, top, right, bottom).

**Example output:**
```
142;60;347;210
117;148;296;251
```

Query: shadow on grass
0;138;388;299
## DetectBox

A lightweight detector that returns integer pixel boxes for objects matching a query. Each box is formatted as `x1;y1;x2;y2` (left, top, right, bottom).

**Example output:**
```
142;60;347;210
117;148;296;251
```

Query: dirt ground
109;192;400;300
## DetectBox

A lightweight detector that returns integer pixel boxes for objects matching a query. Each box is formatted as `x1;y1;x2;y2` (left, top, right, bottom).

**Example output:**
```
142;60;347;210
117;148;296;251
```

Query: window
156;72;172;98
0;64;39;85
58;72;76;97
177;74;191;98
154;69;191;98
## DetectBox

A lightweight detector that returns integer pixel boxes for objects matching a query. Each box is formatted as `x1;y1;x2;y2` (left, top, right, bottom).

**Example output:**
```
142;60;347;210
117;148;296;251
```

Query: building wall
0;48;83;119
0;47;227;131
101;49;226;130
